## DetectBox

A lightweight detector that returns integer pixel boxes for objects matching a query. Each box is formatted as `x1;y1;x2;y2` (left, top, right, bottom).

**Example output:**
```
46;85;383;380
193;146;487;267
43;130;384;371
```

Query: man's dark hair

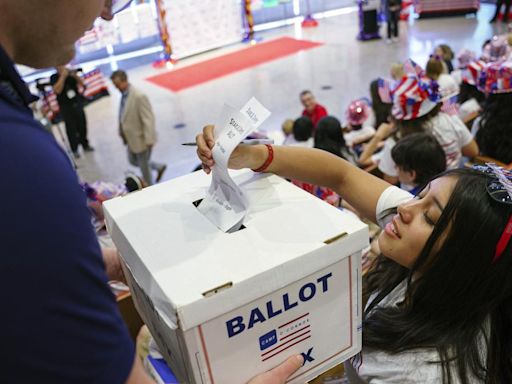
292;116;314;141
110;70;128;82
391;132;446;186
300;90;313;98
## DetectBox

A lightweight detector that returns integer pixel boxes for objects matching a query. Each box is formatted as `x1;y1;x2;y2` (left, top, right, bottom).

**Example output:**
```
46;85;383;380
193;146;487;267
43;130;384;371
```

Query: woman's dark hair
370;79;392;127
475;93;512;164
394;103;442;137
457;82;486;105
391;133;446;186
363;168;512;384
314;116;348;158
292;116;314;142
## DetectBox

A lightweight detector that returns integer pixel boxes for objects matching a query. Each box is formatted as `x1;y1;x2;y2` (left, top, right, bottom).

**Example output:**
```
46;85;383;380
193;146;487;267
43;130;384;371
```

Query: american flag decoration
78;28;100;47
464;60;486;86
392;60;441;120
377;78;393;104
478;60;512;94
441;95;460;116
403;59;425;79
82;69;110;101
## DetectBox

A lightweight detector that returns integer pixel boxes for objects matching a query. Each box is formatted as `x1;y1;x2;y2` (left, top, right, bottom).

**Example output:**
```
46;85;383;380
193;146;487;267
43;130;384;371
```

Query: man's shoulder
317;104;328;113
129;86;147;99
0;99;70;169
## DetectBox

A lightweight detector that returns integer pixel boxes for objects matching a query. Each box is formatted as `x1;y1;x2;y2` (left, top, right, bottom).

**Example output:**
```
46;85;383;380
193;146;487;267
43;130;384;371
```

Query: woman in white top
197;125;512;384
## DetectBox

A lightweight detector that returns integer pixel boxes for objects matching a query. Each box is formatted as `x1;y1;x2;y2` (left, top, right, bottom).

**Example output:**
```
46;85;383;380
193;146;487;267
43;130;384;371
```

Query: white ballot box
104;170;368;384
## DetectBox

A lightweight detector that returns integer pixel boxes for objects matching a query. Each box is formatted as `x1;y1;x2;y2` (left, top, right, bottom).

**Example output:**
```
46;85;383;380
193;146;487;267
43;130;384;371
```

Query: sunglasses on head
473;163;512;263
472;163;512;205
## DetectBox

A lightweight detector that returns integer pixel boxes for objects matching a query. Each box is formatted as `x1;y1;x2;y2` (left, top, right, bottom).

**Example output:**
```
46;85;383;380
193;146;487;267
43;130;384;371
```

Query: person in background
110;70;166;185
391;132;447;195
343;99;376;152
315;116;358;165
300;90;328;127
281;118;295;145
293;116;357;206
385;0;402;43
457;51;486;123
490;0;512;23
472;60;512;165
50;65;94;158
434;44;455;73
425;56;459;115
390;62;405;84
0;0;300;383
290;116;315;148
369;79;392;127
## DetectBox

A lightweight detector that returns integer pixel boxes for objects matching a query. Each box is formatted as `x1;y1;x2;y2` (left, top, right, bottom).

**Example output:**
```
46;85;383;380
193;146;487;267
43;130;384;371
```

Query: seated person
343;99;376;152
369;79;392;128
391;132;447;195
281;118;295;145
472;60;512;165
293;116;357;206
288;116;314;148
300;90;328;128
434;43;455;73
425;56;460;116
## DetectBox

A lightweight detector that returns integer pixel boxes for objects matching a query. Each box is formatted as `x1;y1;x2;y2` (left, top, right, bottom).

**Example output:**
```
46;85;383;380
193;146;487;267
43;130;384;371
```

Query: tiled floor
71;3;503;184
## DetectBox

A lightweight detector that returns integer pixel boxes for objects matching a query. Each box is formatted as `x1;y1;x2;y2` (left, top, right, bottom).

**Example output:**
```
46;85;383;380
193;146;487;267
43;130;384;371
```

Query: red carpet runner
146;37;323;92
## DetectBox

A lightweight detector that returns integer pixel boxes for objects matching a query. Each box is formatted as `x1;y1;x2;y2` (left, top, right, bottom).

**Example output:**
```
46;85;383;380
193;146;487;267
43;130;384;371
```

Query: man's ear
409;169;417;184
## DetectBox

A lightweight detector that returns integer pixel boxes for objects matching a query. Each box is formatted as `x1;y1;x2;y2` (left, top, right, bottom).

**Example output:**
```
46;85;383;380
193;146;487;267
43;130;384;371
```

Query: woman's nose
397;202;414;224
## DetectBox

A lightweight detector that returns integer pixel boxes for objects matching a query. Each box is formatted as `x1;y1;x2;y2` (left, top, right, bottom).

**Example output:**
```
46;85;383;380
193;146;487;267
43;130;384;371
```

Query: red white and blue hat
391;59;441;120
478;60;512;94
462;59;486;86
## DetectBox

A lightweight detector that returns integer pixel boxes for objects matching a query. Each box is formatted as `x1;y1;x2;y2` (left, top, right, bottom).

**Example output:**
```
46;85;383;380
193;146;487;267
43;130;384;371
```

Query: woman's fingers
204;125;216;148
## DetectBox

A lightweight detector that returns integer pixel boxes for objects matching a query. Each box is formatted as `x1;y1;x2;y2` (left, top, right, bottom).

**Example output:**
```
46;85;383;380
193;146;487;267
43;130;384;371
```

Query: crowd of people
281;36;512;208
2;0;512;383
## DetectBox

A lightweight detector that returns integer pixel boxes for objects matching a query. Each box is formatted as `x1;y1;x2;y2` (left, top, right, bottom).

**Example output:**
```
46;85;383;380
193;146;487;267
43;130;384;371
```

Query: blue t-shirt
0;47;134;382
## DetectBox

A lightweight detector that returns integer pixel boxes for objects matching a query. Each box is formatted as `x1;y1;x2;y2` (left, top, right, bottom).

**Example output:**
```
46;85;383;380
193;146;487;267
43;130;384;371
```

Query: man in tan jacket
111;70;166;185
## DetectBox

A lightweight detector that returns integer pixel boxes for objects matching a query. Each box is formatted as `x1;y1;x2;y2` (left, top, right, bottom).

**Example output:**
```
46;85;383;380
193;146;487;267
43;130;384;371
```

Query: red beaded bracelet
251;144;274;173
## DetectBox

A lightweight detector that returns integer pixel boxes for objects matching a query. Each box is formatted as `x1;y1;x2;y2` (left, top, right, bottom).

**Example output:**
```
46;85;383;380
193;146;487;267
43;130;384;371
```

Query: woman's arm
358;122;395;166
197;126;391;223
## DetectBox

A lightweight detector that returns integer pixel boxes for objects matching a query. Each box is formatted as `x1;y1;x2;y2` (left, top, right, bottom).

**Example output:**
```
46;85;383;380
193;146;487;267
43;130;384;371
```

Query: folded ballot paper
197;97;271;232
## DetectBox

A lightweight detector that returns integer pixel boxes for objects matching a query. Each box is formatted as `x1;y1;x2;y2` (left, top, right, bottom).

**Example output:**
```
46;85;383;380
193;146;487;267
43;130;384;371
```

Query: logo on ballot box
259;330;278;351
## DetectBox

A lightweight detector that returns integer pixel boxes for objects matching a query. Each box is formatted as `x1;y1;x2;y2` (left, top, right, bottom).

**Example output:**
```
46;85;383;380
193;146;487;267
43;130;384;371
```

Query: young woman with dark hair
473;61;512;165
314;116;357;164
474;93;512;164
197;125;512;384
369;79;392;128
292;116;357;206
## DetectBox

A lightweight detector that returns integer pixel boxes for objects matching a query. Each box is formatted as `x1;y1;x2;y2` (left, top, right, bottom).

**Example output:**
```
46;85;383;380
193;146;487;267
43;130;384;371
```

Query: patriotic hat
391;59;441;121
481;35;510;63
462;59;486;86
478;60;512;94
345;99;370;126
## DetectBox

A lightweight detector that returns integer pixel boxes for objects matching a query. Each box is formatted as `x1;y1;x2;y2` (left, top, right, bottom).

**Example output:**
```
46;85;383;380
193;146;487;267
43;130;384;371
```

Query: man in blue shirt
0;1;301;382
